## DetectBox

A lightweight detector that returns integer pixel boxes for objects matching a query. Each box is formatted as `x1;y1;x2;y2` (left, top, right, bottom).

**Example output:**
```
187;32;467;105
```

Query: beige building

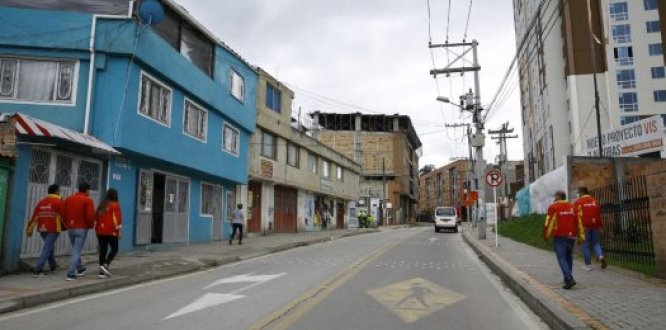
419;159;470;220
245;69;361;233
311;112;422;225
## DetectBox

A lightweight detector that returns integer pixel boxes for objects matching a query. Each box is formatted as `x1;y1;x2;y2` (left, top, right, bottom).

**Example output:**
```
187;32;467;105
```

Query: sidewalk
462;224;666;330
0;228;381;314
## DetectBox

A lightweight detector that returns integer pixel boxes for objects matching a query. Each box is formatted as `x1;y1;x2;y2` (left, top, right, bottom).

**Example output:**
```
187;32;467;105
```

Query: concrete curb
462;231;590;330
1;229;380;315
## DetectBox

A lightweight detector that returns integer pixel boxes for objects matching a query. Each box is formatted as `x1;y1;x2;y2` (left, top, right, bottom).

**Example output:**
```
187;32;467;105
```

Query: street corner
367;277;465;323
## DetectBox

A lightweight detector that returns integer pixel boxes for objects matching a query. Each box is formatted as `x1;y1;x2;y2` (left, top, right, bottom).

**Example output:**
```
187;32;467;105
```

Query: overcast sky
175;0;523;169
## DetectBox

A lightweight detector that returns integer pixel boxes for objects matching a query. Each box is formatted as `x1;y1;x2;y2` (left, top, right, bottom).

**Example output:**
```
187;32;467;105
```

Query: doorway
247;181;262;233
336;202;345;229
151;173;165;243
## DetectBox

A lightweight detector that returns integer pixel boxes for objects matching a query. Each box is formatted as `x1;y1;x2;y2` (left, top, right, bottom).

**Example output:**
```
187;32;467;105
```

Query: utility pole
431;40;486;239
489;122;518;220
586;0;603;157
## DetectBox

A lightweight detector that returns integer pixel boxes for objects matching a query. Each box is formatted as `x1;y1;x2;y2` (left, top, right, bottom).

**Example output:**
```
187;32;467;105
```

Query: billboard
584;115;664;157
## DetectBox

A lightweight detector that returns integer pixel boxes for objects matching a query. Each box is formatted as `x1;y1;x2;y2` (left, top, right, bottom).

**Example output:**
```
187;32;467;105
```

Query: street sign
464;191;478;206
485;170;503;187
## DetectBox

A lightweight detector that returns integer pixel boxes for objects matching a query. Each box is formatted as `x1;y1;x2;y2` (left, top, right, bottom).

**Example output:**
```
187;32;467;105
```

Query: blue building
0;0;257;272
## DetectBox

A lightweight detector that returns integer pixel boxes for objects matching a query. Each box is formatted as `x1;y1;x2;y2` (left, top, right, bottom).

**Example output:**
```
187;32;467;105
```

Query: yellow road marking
250;237;406;330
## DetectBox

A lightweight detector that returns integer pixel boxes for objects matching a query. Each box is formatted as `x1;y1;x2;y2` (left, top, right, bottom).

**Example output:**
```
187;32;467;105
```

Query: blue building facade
0;1;257;272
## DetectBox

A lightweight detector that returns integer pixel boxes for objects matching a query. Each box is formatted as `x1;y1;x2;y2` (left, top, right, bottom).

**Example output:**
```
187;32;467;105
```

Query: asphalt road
0;227;547;329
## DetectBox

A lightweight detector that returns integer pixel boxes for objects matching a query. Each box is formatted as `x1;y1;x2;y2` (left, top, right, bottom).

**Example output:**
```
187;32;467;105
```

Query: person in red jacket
63;182;95;281
543;190;585;289
575;186;607;270
94;188;122;279
26;184;65;276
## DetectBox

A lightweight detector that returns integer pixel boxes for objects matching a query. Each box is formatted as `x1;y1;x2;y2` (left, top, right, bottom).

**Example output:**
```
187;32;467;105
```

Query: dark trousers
230;223;243;243
97;235;119;266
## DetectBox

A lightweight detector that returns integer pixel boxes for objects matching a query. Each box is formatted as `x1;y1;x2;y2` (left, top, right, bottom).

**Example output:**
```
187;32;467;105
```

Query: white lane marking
164;293;244;320
429;237;438;244
204;272;286;289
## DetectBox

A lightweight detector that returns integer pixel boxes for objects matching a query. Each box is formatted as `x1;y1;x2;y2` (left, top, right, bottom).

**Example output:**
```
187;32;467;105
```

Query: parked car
434;206;459;233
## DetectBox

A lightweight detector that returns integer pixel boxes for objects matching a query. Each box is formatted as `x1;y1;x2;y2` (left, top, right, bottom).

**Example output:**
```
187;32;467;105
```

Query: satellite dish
138;0;165;25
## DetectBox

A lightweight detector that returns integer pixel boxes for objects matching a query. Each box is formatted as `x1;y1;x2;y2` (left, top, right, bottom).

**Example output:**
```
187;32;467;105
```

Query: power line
463;0;473;40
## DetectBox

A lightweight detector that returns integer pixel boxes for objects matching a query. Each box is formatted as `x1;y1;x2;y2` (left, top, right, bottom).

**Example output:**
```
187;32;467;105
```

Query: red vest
544;200;584;240
26;195;65;233
64;192;95;229
574;195;602;230
95;202;122;237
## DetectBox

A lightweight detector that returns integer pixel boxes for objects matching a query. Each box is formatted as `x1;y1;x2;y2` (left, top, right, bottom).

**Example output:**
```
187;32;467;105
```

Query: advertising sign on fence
584;115;665;157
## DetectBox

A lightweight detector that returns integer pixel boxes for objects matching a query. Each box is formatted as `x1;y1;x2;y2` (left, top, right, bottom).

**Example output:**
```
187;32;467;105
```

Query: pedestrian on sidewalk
63;182;95;281
94;189;122;279
575;186;607;271
543;190;585;290
229;204;244;245
26;184;65;276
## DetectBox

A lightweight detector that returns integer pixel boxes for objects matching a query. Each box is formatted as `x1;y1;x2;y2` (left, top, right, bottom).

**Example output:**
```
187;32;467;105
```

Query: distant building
513;0;666;183
310;112;422;225
419;159;470;221
246;69;361;233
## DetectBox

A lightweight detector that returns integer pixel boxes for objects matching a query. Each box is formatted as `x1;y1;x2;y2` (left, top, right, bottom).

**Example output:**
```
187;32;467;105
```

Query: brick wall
645;163;666;279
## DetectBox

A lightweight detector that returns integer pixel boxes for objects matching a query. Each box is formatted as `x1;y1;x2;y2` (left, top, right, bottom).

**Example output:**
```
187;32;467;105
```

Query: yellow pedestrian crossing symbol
367;277;465;323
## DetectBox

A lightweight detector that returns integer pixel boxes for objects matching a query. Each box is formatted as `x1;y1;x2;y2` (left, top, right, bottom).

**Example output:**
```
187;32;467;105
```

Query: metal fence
590;176;654;266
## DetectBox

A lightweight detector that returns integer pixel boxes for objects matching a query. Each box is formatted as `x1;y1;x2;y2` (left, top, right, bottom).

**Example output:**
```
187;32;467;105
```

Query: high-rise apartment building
513;0;666;183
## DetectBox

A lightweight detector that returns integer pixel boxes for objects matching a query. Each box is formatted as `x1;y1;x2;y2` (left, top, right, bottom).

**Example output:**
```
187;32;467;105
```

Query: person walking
26;184;65;276
94;189;122;279
543;190;585;290
229;204;244;245
63;182;95;281
575;186;607;271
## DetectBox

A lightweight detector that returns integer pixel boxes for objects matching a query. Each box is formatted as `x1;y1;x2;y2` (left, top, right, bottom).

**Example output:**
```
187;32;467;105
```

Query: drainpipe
84;1;135;134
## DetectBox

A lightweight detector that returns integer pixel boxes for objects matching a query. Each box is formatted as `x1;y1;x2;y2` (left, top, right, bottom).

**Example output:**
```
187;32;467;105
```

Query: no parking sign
485;170;503;187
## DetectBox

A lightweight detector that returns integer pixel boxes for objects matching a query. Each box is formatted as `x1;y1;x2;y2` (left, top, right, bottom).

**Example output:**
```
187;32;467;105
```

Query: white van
434;206;459;233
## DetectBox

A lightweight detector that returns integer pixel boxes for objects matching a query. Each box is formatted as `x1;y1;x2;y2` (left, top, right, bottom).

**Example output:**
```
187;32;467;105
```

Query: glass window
609;2;629;21
308;153;317;174
261;131;276;159
180;23;213;77
139;73;172;126
614;46;633;66
201;183;223;216
644;0;658;10
612;24;631;43
322;160;330;178
265;83;281;112
653;90;666;102
619;92;638;112
651;67;665;78
230;70;245;102
0;57;76;104
649;43;663;56
336;166;343;181
616;69;636;89
621;116;640;125
223;123;240;155
183;99;207;141
646;20;661;33
287;142;299;167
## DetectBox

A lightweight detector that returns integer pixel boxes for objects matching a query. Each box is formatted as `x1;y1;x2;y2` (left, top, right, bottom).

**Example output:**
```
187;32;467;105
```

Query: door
336;202;345;229
274;185;297;233
135;169;153;245
163;177;189;243
201;184;223;241
247;181;261;233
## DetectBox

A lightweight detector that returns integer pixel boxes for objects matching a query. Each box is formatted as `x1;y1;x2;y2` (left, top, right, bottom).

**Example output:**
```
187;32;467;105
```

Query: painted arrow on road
164;272;287;320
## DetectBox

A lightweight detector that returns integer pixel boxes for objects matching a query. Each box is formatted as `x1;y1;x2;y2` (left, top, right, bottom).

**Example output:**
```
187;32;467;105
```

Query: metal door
208;184;223;241
163;176;189;243
135;169;153;245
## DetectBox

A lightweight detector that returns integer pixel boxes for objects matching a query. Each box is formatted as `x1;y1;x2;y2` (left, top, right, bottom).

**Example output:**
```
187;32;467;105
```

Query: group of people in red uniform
543;186;606;290
25;183;122;281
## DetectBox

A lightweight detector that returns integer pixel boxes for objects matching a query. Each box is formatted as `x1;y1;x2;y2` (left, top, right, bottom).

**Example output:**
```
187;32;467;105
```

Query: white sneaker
582;265;593;271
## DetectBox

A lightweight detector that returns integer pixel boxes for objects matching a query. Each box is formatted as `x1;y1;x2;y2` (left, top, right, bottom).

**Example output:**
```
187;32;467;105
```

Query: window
261;131;276;159
287;142;299;167
619;92;638;112
652;67;665;78
230;70;245;102
649;43;663;56
223;123;240;155
644;0;658;10
0;57;76;104
322;160;330;178
265;83;281;112
201;183;223;216
614;46;633;65
611;24;631;43
139;73;172;126
647;20;661;33
609;2;628;21
654;90;666;102
336;166;344;181
621;116;640;125
183;99;207;141
308;153;317;174
616;69;636;89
